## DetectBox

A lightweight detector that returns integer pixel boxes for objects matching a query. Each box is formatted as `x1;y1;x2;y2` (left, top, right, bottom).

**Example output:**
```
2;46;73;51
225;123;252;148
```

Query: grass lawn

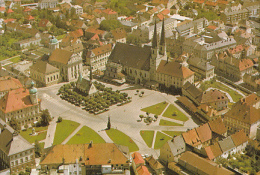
140;130;154;148
56;34;66;40
141;101;168;115
53;120;80;145
154;131;172;149
67;126;105;144
200;80;243;102
162;104;188;122
39;142;45;150
162;131;183;137
106;128;139;152
9;56;21;63
20;126;48;143
159;119;183;126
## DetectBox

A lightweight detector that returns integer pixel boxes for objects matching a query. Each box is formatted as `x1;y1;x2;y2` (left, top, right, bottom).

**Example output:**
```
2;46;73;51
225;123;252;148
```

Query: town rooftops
201;89;228;104
91;44;112;56
204;142;223;160
0;88;38;113
218;136;235;153
0;119;34;156
195;123;212;143
179;151;234;175
0;76;23;93
108;43;151;71
208;117;227;136
182;128;201;147
188;56;215;71
136;165;151;175
167;135;186;156
240;93;260;107
182;81;203;103
41;143;129;166
132;152;145;164
49;48;73;65
157;60;194;79
30;60;59;74
145;156;164;170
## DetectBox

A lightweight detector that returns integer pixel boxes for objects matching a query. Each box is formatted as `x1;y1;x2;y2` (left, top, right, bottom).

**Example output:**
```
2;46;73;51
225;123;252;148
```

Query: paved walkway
44;119;57;149
62;124;84;144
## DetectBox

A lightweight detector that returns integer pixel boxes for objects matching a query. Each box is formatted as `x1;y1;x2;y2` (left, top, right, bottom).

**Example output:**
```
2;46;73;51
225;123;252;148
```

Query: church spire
152;20;157;48
160;18;165;46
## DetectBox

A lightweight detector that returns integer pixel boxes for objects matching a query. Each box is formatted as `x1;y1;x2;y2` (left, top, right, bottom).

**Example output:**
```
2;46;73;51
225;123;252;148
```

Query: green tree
107;117;111;130
57;116;62;123
9;117;20;131
139;114;144;121
40;109;51;126
154;114;158;120
100;20;123;31
34;140;42;157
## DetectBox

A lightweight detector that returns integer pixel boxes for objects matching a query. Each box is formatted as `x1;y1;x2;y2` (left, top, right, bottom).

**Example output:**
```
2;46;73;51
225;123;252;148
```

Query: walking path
62;124;84;144
151;130;157;149
44;119;57;149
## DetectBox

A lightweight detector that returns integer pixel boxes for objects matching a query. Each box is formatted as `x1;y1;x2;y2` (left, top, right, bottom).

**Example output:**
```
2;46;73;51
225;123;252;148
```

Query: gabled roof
41;143;128;165
111;28;127;40
205;142;223;160
182;81;203;103
145;156;164;170
38;19;52;27
196;123;212;143
231;130;248;147
218;136;235;153
201;89;229;104
132;152;145;164
208;118;227;135
49;48;73;65
108;43;151;71
30;60;59;74
157;60;194;79
91;44;112;56
166;135;186;156
0;119;34;156
6;9;14;13
0;76;23;93
240;93;260;106
182;128;201;147
136;165;151;175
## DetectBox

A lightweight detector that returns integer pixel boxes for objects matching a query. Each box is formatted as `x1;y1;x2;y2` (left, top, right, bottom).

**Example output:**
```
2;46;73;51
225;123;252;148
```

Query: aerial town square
0;0;260;174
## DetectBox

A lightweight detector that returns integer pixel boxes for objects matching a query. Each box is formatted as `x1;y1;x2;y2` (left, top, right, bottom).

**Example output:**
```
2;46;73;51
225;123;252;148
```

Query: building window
20;159;23;163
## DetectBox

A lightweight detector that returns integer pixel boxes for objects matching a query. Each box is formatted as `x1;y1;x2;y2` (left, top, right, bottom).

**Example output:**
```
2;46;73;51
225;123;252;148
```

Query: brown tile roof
41;143;128;166
111;28;127;40
91;44;112;56
0;76;23;93
102;8;117;15
201;89;228;104
204;142;223;160
145;156;164;170
195;123;212;143
108;43;151;71
132;152;145;164
30;60;59;74
38;19;51;27
208;117;227;135
157;60;194;79
182;129;201;147
224;101;260;125
205;1;218;6
240;93;260;107
7;9;14;13
231;130;248;147
86;27;105;35
177;96;197;112
49;48;73;65
182;81;203;103
136;165;151;175
0;88;38;113
179;151;234;175
63;43;84;53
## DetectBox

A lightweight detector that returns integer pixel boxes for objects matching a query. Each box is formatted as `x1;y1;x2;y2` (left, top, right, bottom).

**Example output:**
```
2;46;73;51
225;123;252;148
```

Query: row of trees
58;81;131;114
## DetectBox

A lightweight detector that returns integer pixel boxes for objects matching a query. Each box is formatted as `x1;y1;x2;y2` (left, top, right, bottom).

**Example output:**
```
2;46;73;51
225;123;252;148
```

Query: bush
57;117;62;123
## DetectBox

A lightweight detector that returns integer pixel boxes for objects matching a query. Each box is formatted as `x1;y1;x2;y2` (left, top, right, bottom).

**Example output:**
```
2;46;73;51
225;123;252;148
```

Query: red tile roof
240;93;260;107
196;123;212;143
182;129;201;147
0;7;5;12
217;0;228;4
228;45;244;54
239;59;254;71
92;44;112;56
231;130;248;147
132;152;145;164
26;15;34;20
201;89;229;104
4;18;16;23
6;9;14;13
193;0;205;4
207;25;217;30
136;165;151;175
0;76;23;93
208;118;227;135
205;1;218;6
103;8;117;15
0;88;38;113
204;142;223;160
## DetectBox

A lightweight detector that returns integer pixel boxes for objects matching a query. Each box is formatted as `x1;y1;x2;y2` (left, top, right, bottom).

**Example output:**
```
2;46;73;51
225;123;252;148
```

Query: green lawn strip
162;131;183;137
39;142;45;150
106;128;139;152
56;34;66;40
140;130;154;148
20;130;47;143
9;56;21;63
53;120;80;145
159;119;183;126
162;104;189;122
67;126;105;144
141;101;168;115
154;131;172;149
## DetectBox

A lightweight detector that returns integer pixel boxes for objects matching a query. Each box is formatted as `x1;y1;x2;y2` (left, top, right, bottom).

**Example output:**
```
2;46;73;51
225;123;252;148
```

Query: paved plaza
38;81;199;158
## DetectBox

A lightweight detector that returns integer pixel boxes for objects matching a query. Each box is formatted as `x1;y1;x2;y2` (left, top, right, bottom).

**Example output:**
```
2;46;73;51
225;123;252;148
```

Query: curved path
39;82;198;158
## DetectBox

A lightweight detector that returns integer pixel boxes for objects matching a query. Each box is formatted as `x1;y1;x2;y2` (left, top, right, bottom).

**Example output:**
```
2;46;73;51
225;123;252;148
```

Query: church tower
159;18;167;56
29;81;38;105
150;21;160;81
49;36;59;53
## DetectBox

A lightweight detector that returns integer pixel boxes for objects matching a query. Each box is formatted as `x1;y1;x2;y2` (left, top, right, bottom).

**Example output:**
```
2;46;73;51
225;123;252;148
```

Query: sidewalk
62;124;84;144
44;120;57;149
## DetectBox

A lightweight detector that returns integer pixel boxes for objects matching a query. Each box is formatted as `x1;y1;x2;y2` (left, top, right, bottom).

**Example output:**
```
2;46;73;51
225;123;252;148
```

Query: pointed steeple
160;18;165;46
152;20;157;48
89;66;93;81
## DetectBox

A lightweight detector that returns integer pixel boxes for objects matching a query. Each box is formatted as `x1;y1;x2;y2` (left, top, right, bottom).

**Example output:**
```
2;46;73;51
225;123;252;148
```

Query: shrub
57;117;62;123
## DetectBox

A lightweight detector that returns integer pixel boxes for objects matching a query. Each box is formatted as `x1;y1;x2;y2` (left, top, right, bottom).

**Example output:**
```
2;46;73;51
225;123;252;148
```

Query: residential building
136;166;151;175
49;43;83;82
144;156;164;175
0;119;35;174
182;128;202;149
159;135;186;164
38;0;58;9
211;52;254;81
0;82;40;126
223;7;249;23
182;81;203;106
102;8;118;20
230;129;248;153
30;60;60;87
243;73;260;91
104;62;126;84
132;152;145;175
187;56;215;79
223;93;260;138
72;5;83;15
38;19;52;28
41;143;130;174
111;28;127;43
151;0;176;9
178;151;234;175
86;44;112;71
204;142;223;161
0;77;23;98
218;136;236;158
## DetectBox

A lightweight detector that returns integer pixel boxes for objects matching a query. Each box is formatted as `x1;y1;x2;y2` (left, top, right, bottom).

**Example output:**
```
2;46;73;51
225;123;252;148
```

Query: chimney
88;140;93;148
